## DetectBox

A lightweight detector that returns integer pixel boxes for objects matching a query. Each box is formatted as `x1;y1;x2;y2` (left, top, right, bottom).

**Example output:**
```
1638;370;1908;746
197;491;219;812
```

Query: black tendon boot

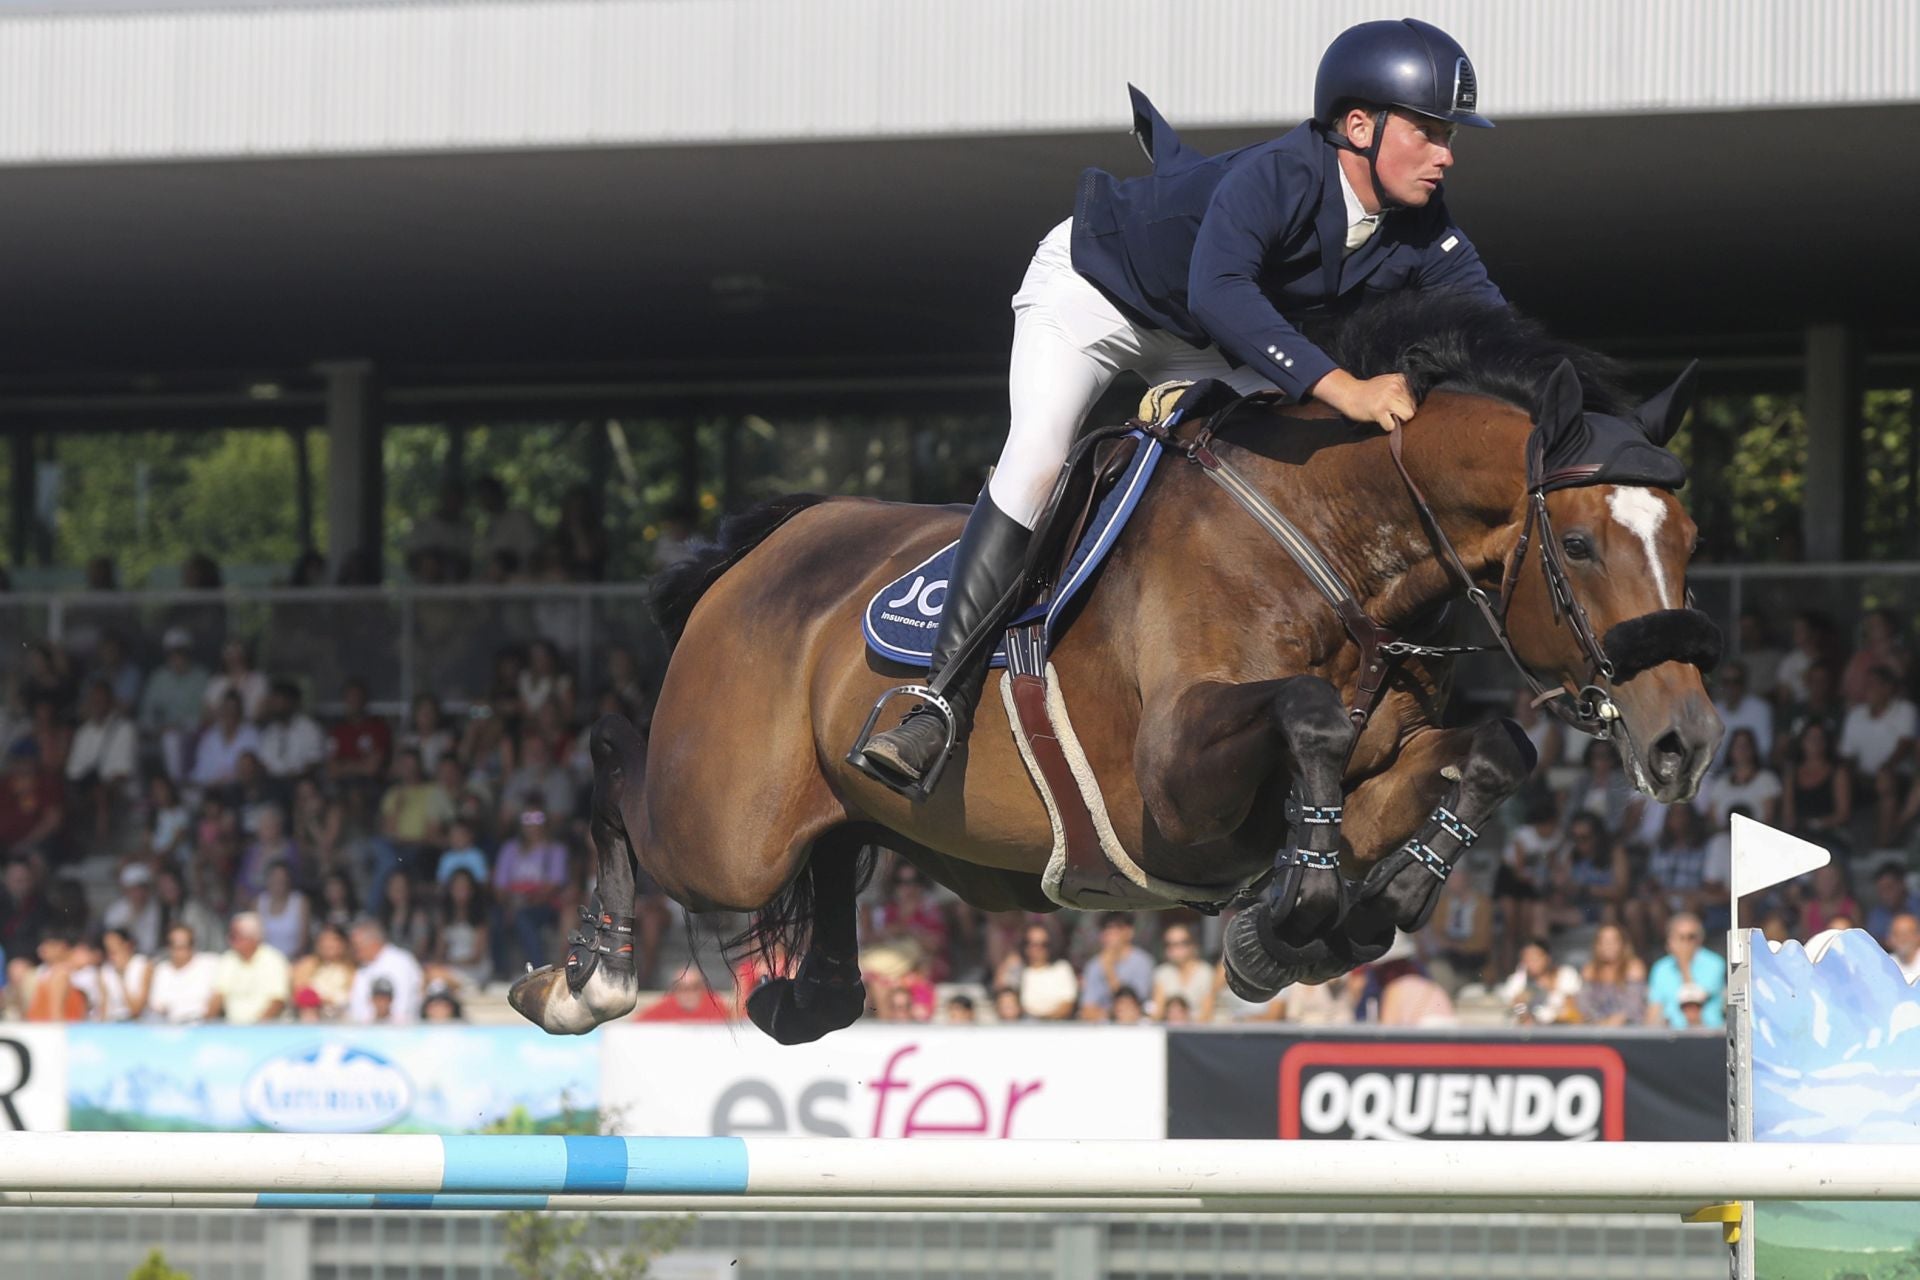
855;492;1032;796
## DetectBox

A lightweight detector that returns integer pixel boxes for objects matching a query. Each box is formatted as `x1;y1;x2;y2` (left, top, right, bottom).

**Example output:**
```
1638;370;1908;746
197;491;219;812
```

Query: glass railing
1;561;1912;711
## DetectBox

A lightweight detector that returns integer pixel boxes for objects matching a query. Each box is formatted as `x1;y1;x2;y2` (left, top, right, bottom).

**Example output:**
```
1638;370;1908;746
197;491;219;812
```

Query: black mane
1298;291;1633;416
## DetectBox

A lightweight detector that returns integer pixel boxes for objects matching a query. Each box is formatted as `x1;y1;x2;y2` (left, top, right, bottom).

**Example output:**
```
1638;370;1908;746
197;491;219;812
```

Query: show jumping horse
511;294;1726;1041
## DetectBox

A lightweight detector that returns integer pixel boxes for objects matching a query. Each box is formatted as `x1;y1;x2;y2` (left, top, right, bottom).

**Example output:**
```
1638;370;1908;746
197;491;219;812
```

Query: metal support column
1051;1221;1104;1280
8;429;30;569
319;360;383;581
1802;324;1860;562
263;1214;312;1280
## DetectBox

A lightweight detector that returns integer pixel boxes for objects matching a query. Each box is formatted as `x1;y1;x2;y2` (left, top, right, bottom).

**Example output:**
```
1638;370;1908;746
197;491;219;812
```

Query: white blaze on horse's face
1605;487;1675;609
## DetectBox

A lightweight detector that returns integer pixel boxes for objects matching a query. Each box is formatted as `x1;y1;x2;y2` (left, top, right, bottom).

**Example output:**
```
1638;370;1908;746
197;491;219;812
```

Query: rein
1143;390;1632;745
1140;395;1408;737
1387;429;1621;739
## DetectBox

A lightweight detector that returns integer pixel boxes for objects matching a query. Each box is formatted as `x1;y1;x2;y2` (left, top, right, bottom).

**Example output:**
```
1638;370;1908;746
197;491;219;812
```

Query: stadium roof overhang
4;101;1918;416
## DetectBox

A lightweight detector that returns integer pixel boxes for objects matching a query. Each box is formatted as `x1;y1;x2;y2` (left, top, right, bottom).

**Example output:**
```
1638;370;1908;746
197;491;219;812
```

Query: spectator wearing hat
637;969;732;1022
421;979;465;1022
102;862;162;956
144;923;220;1024
346;918;424;1025
209;912;291;1025
1675;983;1711;1029
139;629;211;781
491;808;569;973
0;740;65;862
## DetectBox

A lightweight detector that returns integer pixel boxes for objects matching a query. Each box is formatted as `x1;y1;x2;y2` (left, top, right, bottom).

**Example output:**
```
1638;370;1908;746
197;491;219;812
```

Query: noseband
1389;431;1721;739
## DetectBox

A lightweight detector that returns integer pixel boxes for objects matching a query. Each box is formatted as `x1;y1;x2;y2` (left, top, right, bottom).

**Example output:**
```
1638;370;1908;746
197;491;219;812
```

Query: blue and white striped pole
6;1135;1920;1213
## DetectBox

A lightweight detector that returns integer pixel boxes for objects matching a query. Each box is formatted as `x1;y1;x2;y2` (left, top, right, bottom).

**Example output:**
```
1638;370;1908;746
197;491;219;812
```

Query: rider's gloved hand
1310;369;1415;432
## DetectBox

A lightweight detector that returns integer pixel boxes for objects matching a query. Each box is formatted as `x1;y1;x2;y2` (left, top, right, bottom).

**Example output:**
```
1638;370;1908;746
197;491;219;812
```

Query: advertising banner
66;1025;600;1133
0;1025;67;1131
1167;1028;1723;1141
601;1025;1165;1139
1747;928;1920;1274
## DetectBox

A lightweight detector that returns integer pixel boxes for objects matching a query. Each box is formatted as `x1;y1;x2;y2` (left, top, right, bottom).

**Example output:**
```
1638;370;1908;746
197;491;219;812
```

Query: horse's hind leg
742;830;869;1046
509;714;649;1034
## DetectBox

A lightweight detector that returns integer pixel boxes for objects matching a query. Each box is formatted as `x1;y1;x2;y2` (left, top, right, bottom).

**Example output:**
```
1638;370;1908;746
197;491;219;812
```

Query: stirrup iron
845;684;961;803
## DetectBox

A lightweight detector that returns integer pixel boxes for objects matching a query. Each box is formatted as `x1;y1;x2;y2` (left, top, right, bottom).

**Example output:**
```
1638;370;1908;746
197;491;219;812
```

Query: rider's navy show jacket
1070;87;1506;401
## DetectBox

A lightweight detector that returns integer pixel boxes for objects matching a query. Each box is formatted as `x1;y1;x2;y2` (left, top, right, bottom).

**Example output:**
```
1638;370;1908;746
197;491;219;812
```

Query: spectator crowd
3;546;1918;1035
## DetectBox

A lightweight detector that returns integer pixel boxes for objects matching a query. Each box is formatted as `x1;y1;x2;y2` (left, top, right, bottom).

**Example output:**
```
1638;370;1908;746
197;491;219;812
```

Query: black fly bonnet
1521;359;1722;706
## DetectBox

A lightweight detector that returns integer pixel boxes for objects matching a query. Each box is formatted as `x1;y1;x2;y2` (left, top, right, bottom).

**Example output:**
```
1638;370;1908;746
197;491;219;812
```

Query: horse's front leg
1138;675;1356;999
1333;717;1538;959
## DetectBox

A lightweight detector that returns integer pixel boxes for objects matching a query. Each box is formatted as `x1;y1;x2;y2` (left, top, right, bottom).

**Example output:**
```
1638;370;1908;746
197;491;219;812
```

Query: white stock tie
1345;214;1382;254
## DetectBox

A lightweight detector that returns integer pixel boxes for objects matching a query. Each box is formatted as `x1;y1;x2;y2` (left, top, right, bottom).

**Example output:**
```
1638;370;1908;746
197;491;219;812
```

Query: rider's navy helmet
1313;18;1494;130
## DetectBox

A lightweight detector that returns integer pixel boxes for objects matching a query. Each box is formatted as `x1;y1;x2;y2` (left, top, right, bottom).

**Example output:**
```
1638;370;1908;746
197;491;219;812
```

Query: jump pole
2;1133;1918;1213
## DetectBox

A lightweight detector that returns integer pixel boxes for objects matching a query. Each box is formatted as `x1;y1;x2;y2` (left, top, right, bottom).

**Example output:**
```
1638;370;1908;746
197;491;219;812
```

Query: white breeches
987;219;1278;528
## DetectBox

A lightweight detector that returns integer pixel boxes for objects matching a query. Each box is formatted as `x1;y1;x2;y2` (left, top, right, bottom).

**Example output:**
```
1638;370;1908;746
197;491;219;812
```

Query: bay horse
511;293;1725;1040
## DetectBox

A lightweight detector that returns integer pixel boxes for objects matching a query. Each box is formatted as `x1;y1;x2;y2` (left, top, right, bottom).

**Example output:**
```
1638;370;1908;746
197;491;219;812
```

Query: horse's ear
1635;360;1699;446
1535;358;1584;431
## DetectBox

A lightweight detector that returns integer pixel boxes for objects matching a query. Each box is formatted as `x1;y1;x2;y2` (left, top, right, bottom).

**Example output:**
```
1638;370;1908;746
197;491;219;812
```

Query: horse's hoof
509;961;638;1036
1328;915;1396;969
1223;910;1291;1002
744;975;867;1045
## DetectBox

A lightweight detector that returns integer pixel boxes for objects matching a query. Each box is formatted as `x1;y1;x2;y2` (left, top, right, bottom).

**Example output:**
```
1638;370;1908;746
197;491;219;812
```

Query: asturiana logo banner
243;1044;414;1132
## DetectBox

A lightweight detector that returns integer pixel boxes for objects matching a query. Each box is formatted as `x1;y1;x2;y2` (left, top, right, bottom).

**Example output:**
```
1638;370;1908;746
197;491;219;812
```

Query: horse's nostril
1651;731;1687;781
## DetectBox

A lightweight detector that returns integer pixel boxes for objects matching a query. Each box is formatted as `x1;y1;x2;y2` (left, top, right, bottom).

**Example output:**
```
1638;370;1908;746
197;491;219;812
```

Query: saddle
864;378;1263;912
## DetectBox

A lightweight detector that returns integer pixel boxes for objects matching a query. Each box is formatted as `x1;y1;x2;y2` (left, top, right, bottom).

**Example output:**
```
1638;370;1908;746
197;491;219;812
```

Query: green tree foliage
17;390;1918;587
127;1248;193;1280
1860;389;1919;561
45;429;320;587
1673;394;1807;563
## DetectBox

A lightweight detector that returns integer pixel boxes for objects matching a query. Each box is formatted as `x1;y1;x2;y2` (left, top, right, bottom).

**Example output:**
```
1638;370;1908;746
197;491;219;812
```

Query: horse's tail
726;838;877;979
648;493;834;649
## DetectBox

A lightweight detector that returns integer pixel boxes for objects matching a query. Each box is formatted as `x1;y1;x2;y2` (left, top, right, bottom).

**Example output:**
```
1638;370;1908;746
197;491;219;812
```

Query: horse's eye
1562;535;1593;561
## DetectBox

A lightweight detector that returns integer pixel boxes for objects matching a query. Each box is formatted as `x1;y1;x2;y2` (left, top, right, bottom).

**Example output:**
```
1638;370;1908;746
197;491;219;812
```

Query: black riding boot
859;492;1032;792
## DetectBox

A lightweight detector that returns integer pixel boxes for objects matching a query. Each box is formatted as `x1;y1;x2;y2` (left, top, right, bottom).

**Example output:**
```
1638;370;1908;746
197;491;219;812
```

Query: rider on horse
857;18;1507;797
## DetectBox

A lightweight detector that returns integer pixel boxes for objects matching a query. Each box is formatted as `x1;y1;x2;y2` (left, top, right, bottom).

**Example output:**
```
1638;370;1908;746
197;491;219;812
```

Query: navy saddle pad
863;431;1162;668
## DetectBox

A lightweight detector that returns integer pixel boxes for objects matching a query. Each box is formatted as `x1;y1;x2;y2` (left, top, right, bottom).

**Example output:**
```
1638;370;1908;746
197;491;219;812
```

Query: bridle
1389;429;1626;739
1142;387;1705;747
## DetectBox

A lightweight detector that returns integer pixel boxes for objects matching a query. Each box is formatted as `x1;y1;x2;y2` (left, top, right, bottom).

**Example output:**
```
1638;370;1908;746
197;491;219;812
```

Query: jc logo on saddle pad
863;432;1163;668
